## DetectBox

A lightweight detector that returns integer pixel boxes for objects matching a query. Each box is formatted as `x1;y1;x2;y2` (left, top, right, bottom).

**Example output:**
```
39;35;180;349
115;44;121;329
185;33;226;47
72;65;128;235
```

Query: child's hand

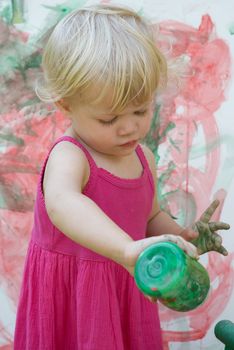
122;234;198;277
191;200;230;255
144;294;158;304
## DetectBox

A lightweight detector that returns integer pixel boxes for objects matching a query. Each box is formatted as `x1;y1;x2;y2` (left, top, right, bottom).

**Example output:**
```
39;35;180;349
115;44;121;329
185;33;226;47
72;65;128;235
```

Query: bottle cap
134;242;186;297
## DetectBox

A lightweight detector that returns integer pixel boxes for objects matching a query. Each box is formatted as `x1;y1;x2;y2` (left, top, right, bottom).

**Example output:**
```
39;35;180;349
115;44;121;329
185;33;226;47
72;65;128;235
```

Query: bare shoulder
43;140;90;195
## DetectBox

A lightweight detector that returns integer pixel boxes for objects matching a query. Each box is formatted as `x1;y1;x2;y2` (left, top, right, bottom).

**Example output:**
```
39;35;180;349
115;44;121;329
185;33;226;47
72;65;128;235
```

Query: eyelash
99;110;148;126
99;117;118;126
134;110;147;116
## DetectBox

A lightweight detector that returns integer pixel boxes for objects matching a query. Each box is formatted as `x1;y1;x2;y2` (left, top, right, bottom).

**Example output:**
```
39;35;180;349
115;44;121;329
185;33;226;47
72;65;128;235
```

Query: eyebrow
96;112;115;119
117;104;150;116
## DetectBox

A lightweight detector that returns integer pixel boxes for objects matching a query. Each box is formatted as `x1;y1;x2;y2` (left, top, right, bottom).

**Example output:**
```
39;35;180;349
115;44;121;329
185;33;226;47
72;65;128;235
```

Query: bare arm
43;141;198;276
43;141;134;265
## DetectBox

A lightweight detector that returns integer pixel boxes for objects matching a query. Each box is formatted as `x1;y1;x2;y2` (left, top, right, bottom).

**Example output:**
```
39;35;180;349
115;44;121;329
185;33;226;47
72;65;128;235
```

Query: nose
117;116;138;136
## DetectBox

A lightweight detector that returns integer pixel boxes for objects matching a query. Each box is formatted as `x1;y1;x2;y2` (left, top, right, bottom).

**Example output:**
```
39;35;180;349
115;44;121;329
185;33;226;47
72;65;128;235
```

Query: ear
55;98;71;115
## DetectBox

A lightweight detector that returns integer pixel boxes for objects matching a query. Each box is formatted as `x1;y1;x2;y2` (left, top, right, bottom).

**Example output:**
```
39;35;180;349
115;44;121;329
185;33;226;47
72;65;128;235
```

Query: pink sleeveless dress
14;136;163;350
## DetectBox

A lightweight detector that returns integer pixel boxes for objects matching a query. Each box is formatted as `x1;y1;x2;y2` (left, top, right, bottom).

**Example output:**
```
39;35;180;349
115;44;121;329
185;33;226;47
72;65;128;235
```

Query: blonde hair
36;4;167;112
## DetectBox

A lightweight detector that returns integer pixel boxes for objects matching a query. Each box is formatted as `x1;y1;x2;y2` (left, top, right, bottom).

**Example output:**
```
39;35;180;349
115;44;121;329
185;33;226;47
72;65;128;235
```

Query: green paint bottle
134;241;210;311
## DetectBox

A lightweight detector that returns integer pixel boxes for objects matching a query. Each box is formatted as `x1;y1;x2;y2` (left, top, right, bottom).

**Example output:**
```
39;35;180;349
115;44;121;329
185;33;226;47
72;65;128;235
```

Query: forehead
83;84;115;111
80;84;153;114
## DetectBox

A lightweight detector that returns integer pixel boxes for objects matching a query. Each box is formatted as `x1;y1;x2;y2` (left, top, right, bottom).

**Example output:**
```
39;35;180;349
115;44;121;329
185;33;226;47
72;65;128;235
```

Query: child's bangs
86;47;166;112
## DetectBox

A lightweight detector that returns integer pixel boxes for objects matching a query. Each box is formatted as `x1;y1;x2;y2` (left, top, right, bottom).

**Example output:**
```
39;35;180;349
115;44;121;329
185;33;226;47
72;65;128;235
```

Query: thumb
180;227;198;241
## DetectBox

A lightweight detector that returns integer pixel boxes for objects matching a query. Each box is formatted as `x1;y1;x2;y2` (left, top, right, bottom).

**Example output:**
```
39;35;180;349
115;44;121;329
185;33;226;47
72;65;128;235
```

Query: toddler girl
14;4;229;350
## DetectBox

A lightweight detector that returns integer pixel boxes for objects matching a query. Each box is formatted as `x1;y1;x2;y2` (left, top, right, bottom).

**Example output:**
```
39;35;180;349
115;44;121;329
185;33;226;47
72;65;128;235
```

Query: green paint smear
11;0;25;24
25;54;42;70
137;8;144;16
0;133;24;146
144;104;176;164
215;135;234;189
0;55;16;75
0;5;12;24
190;137;220;159
0;1;25;24
157;161;178;218
0;0;90;116
229;23;234;35
43;0;87;19
144;105;178;218
0;190;7;208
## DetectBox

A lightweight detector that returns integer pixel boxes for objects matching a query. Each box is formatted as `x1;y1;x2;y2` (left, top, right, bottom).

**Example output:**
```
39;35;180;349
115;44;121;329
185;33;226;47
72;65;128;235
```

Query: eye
99;116;118;125
134;109;147;116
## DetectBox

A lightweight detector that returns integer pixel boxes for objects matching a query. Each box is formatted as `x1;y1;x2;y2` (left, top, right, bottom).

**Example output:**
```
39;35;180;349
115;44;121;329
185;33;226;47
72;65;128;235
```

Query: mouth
120;140;138;148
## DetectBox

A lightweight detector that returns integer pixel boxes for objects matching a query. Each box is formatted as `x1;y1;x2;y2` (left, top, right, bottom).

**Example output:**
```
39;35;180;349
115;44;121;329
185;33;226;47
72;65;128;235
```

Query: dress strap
51;136;97;170
38;135;99;197
39;135;98;183
135;144;155;193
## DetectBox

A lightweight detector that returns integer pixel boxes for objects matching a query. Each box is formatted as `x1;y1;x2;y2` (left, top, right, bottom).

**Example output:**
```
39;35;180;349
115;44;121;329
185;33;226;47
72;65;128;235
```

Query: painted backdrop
0;0;234;349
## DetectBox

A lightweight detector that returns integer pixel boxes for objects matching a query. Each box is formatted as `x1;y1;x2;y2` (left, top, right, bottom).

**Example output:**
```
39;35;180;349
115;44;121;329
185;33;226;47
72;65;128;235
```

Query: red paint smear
0;108;69;347
154;15;232;348
0;14;232;348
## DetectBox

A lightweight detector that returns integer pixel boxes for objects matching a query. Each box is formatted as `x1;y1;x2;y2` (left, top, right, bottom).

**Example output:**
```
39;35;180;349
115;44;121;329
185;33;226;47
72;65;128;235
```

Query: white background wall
0;0;234;349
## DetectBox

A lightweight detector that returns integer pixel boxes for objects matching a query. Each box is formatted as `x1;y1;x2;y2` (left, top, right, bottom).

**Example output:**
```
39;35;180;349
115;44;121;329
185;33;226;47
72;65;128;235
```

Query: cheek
143;114;153;132
91;127;113;143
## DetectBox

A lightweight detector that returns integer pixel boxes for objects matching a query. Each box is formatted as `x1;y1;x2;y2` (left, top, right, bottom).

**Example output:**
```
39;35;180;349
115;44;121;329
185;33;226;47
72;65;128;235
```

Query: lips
120;140;138;147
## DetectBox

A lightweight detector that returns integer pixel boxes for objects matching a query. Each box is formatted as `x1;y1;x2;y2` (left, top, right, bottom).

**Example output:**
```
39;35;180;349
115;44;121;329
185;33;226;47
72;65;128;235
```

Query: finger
209;222;230;231
206;238;214;251
217;245;228;256
154;234;199;259
212;234;222;248
157;234;180;244
144;295;157;303
180;228;198;240
199;199;220;223
210;234;228;255
134;236;168;258
176;237;199;259
149;296;157;303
